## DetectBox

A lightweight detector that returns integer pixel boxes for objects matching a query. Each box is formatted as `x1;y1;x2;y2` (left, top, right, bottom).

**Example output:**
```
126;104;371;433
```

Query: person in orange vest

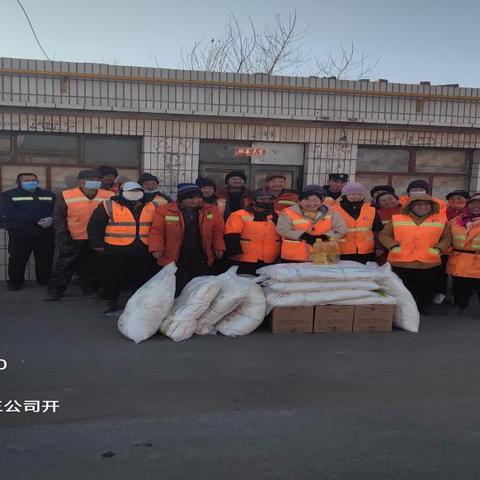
263;174;299;212
370;185;396;207
276;186;347;262
379;195;452;314
374;192;403;265
196;177;230;219
218;170;250;215
446;189;469;221
98;165;119;193
447;193;480;314
332;182;383;264
322;173;349;206
138;172;172;207
224;190;281;275
399;180;447;214
46;170;113;301
87;182;159;313
149;183;225;295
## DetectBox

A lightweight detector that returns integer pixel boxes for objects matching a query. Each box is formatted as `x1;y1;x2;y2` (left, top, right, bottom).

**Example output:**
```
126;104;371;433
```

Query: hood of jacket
401;194;440;216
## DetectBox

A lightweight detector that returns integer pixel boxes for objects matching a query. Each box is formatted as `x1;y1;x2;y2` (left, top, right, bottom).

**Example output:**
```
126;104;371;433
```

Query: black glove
299;232;317;245
317;234;330;242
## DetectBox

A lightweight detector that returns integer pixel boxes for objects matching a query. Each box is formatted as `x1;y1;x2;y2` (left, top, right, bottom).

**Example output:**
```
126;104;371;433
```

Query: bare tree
315;42;379;80
178;12;379;79
180;11;308;75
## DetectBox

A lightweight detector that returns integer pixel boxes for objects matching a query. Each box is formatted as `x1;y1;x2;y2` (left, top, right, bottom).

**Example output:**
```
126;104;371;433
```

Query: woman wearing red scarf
447;193;480;313
446;190;469;221
374;192;402;265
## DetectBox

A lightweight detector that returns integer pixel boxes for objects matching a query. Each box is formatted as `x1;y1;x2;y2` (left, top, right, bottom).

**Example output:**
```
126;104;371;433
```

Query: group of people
1;167;479;316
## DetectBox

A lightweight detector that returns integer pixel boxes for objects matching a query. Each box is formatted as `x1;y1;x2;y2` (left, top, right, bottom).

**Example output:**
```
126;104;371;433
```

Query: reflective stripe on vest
11;197;34;201
389;213;445;264
103;200;156;246
280;207;332;261
333;203;375;254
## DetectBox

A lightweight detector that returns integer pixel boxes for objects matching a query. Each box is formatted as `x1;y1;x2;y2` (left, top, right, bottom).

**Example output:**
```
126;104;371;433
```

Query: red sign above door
234;147;266;157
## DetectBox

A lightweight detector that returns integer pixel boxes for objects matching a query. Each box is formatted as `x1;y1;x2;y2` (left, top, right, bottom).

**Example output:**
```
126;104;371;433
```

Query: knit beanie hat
138;172;159;184
467;192;480;203
407;179;429;193
195;177;217;189
370;185;395;197
300;185;326;201
446;189;469;200
225;170;247;184
341;182;366;196
177;183;202;200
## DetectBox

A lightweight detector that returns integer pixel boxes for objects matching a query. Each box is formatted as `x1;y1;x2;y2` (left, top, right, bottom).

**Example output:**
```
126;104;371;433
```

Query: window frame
0;131;142;192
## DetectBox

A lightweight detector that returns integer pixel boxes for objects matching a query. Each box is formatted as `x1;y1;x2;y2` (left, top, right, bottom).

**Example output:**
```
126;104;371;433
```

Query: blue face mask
84;180;102;190
21;181;39;191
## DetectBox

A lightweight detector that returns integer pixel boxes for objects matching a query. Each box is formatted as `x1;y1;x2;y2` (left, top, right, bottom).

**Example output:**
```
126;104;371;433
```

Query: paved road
1;284;480;479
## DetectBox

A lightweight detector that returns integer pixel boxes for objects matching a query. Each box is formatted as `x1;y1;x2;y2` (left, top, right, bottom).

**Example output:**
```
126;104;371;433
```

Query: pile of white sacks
118;265;266;343
117;260;420;344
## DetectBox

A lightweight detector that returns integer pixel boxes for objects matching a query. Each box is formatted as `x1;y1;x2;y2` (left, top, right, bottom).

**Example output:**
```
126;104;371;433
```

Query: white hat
121;181;143;191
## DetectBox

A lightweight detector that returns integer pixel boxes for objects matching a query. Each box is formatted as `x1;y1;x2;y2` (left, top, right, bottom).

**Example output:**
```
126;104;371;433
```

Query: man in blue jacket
1;173;56;290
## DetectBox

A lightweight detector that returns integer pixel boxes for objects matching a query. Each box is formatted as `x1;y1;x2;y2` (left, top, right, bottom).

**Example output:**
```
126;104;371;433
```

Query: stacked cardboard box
269;305;394;334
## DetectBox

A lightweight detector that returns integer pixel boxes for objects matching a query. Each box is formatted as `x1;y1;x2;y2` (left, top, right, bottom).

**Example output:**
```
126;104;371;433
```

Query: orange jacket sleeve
212;208;226;251
224;210;245;235
148;206;166;253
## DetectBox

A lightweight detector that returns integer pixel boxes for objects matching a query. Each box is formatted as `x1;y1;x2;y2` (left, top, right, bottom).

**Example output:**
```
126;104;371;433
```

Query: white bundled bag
264;279;381;293
263;287;379;312
118;263;177;344
160;275;222;342
256;261;386;283
334;292;397;305
217;283;266;337
366;262;420;332
195;267;253;335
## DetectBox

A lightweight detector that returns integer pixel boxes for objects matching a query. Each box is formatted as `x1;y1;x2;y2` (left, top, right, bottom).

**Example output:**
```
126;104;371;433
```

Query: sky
0;0;479;86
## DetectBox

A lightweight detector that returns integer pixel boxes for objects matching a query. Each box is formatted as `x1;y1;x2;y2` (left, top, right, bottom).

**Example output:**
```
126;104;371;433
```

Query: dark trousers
452;276;480;308
231;260;270;276
48;240;101;295
7;231;54;286
340;253;375;264
175;250;210;297
433;255;449;295
101;254;159;302
392;266;436;310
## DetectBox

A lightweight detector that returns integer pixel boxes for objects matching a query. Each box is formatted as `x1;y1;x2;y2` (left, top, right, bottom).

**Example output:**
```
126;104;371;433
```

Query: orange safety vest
388;213;446;264
151;194;169;207
103;200;156;246
333;203;375;254
323;197;337;207
280;207;333;261
273;191;299;212
225;209;280;263
63;187;113;240
447;221;480;278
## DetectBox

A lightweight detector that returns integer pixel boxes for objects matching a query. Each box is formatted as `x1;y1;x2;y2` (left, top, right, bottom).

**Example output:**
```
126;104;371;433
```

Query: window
356;146;471;198
356;148;409;172
85;137;140;166
0;132;141;192
199;141;252;164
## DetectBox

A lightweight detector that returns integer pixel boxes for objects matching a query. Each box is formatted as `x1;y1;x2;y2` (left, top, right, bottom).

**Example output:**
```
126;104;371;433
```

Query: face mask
84;180;101;190
123;191;144;201
21;181;39;191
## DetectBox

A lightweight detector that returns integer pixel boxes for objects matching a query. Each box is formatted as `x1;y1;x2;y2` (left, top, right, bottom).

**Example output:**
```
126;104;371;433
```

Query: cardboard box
314;305;354;333
353;305;394;332
269;307;314;334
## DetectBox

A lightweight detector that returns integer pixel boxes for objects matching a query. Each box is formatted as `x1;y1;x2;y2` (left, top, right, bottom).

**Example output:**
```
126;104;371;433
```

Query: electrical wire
16;0;50;60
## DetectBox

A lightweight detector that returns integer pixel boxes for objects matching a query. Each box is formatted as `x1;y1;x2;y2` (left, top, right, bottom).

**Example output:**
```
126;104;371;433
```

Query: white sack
256;261;386;283
263;287;380;312
195;267;253;335
264;279;381;293
161;275;222;342
366;262;420;332
217;282;266;337
118;263;177;344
